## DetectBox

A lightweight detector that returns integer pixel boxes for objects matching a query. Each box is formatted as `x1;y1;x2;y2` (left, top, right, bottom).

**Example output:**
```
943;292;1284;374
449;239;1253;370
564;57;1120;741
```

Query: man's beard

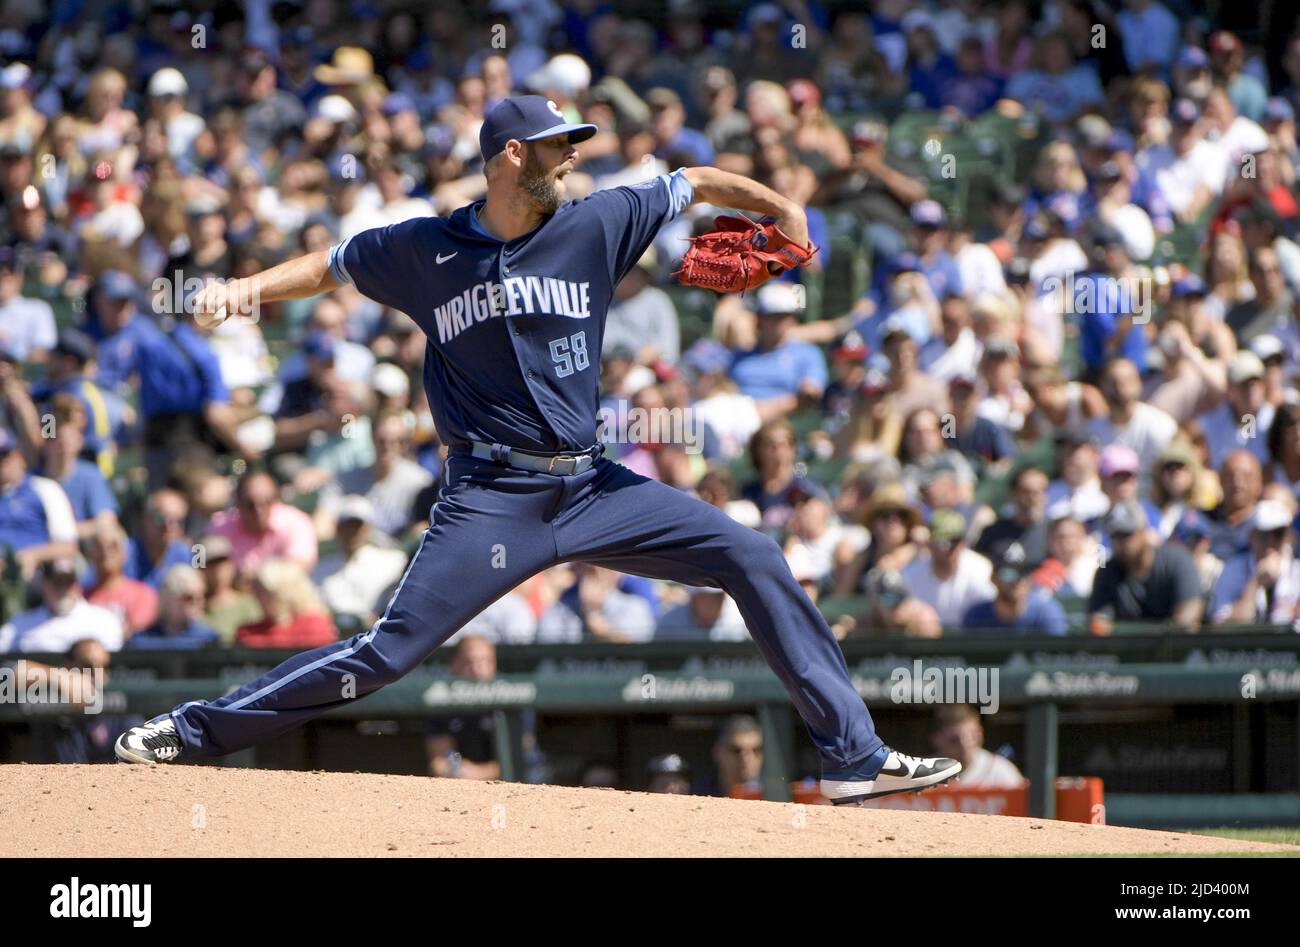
519;146;564;213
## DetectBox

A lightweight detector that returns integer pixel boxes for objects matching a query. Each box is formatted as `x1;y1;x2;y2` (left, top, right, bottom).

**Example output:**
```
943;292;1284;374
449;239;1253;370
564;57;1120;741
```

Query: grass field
1188;827;1300;846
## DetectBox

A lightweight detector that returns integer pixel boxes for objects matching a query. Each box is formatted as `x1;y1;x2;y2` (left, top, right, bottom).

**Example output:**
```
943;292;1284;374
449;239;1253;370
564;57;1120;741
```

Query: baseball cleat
114;715;184;765
820;749;962;805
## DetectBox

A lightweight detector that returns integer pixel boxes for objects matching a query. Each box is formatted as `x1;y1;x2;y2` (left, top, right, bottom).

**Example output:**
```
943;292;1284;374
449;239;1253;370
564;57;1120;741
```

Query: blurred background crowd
3;0;1300;678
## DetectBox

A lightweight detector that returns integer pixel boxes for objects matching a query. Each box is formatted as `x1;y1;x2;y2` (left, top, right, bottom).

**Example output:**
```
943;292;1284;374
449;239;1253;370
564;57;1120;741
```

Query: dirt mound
2;764;1293;857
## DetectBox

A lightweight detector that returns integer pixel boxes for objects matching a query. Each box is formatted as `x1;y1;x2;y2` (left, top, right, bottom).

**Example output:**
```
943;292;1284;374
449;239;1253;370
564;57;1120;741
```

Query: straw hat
862;483;921;529
315;47;376;86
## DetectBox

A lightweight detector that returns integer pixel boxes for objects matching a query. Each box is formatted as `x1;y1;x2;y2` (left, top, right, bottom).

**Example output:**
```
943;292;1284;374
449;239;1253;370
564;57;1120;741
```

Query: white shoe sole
822;761;963;805
113;735;157;764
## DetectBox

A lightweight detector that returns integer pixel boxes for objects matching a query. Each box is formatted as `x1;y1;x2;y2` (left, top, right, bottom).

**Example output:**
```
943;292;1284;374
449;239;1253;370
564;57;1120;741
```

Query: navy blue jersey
329;171;694;453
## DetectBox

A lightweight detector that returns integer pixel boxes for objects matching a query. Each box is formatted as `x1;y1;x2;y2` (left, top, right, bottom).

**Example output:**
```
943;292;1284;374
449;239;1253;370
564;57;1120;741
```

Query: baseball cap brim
522;122;598;145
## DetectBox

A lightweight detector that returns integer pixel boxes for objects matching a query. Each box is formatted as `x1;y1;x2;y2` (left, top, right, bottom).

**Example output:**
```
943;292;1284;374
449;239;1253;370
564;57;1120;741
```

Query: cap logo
547;99;564;118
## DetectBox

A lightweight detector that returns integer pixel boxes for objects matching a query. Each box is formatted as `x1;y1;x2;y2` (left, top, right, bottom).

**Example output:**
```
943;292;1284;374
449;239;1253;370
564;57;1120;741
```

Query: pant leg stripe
222;528;431;712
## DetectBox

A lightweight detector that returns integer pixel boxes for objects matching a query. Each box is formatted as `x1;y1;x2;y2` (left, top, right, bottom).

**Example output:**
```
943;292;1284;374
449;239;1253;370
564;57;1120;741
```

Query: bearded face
518;142;566;213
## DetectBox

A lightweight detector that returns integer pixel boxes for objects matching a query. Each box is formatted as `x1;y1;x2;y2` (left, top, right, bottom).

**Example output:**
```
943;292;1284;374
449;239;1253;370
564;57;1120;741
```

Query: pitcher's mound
3;764;1294;857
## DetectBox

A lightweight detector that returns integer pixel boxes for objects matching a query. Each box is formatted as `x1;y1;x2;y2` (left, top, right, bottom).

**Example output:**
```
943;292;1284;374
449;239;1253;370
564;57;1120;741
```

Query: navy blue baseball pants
170;456;883;768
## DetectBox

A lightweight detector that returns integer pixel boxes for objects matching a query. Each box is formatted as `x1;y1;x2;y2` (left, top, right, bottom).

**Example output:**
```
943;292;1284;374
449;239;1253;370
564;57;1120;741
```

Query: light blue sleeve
663;168;695;222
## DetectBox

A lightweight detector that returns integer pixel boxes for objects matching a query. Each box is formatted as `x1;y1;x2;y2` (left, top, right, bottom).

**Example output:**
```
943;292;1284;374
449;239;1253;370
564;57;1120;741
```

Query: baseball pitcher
115;96;961;804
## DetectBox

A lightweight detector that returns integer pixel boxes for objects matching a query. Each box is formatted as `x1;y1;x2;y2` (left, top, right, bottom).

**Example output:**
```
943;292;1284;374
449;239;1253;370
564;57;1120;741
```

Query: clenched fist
191;278;255;330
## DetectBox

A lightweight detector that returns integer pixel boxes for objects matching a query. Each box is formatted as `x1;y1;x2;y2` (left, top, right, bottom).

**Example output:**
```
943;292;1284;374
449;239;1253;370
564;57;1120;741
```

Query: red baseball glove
674;215;817;293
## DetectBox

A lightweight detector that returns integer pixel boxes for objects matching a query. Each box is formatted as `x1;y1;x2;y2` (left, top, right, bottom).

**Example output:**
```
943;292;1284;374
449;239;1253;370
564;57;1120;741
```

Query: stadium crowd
3;0;1300;667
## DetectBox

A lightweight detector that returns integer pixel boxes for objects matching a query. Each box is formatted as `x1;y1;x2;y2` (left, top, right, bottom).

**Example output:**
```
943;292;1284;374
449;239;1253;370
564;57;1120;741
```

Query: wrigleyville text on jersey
433;276;593;344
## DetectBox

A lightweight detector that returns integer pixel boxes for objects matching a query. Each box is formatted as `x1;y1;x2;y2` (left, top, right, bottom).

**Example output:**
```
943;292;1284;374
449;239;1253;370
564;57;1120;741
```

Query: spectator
1003;32;1104;125
961;539;1069;636
1095;443;1162;538
835;483;921;595
741;418;824;533
312;496;409;631
1088;500;1203;633
1208;499;1300;625
1267;401;1300;498
0;243;55;362
685;340;761;463
537;564;655;643
729;282;827;415
897;407;977;504
928;705;1026;789
127;565;220;650
948;373;1016;474
1208;31;1267;123
918;294;980;383
1149;275;1232;424
84;521;158;637
975;336;1032;435
655;587;748;641
1087;358;1177;471
0;558;123;652
446;581;539;646
975;466;1051;564
1138;98;1226;225
902;509;995;627
646;753;692;794
37;393;117;538
30;329;127;479
236;558;337;649
1203;449;1265;561
196;534;259;646
858;566;942;638
1196;350;1274;468
126;488;194;589
1151;441;1212;538
0;427;78;580
1227;245;1294;344
1115;0;1180;76
699;715;763;797
323;408;433;541
1031;512;1098;598
208;470;319;576
1046;426;1109;524
604;246;680;365
880;317;948;418
426;635;521;781
18;636;143;763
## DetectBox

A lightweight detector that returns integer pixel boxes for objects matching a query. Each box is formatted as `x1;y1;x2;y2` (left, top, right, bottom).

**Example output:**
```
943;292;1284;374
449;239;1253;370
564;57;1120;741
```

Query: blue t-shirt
1075;271;1149;372
730;340;828;401
133;321;230;418
328;170;694;453
0;476;54;551
961;591;1069;636
50;459;118;522
92;312;161;392
124;538;194;589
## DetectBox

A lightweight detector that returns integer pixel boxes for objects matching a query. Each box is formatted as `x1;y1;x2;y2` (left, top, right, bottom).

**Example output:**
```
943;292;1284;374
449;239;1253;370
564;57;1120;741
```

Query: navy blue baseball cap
1171;273;1208;298
95;269;137;301
479;95;597;162
303;331;337;362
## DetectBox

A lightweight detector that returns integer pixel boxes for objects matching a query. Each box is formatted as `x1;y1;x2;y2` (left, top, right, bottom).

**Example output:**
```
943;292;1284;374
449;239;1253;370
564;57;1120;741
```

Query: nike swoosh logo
878;763;911;777
436;252;457;264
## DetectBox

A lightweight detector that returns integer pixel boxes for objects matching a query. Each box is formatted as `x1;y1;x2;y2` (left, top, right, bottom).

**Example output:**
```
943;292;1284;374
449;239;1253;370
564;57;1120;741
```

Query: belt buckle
548;454;578;475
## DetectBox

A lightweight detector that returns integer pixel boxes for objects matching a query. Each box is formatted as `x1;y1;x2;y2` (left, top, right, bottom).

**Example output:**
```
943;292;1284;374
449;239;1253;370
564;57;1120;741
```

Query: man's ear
503;138;527;169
